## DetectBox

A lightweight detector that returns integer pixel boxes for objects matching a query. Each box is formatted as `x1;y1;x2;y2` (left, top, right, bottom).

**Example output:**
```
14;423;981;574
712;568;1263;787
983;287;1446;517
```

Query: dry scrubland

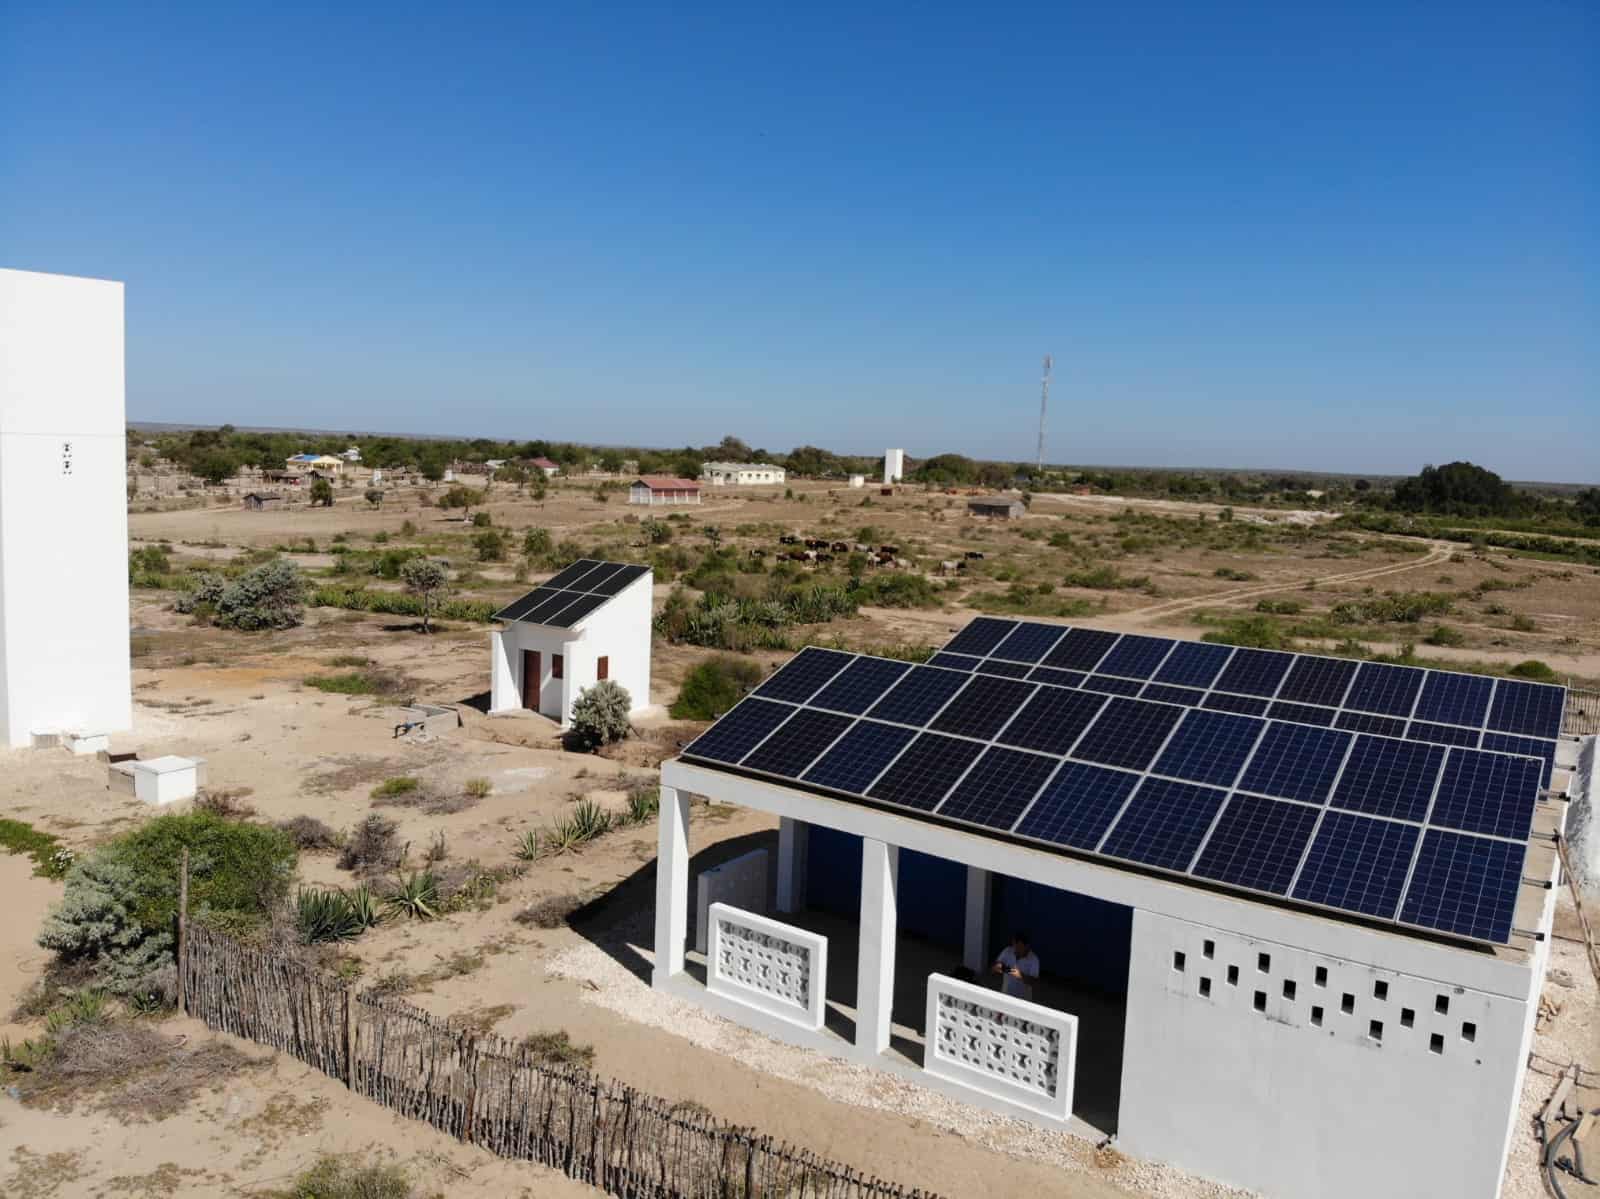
1;476;1596;1198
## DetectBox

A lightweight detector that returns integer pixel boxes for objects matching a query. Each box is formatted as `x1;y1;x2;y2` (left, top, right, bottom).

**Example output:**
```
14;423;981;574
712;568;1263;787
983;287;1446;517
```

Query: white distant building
341;445;362;463
0;268;133;750
848;474;865;488
883;448;905;485
701;461;786;487
488;559;653;727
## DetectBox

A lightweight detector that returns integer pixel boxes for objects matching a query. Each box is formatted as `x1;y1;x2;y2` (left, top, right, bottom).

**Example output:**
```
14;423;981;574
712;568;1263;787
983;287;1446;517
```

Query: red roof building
629;476;702;506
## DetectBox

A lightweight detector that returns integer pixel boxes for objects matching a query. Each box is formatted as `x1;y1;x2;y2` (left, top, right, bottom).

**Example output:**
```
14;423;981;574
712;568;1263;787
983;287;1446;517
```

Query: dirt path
0;855;57;1041
1127;542;1455;623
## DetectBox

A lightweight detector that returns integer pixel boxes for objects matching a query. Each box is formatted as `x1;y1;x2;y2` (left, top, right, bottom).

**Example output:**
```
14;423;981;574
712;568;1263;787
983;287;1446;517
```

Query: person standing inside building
991;932;1040;1001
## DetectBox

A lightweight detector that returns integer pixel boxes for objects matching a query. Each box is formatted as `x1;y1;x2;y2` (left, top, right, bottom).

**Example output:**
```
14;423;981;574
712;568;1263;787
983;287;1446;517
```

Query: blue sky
2;3;1594;480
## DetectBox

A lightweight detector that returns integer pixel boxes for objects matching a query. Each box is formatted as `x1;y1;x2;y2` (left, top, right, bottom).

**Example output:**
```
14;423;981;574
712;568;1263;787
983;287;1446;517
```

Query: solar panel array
492;560;650;628
928;618;1566;784
680;632;1564;945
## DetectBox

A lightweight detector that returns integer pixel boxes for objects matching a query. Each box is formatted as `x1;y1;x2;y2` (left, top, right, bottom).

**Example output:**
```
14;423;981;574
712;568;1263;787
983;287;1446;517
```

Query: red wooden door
521;651;540;709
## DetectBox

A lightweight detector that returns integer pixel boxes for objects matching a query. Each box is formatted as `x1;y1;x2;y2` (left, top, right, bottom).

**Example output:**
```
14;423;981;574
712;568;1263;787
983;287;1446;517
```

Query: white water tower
883;448;905;486
0;268;133;749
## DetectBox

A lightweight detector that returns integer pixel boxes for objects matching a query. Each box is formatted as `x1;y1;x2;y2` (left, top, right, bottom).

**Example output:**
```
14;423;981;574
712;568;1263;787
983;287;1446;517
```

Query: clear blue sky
3;3;1594;480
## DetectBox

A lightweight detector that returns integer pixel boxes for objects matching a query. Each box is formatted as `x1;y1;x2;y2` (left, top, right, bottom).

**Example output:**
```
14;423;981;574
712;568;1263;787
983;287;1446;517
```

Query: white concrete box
128;755;202;806
706;903;828;1031
696;848;769;955
923;972;1077;1122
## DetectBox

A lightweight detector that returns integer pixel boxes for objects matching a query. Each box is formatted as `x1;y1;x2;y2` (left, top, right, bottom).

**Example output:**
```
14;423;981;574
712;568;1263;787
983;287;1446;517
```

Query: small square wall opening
1227;965;1239;986
1199;977;1212;997
1401;1008;1415;1028
1341;993;1355;1015
1462;1022;1477;1043
1373;980;1389;1001
1369;1019;1383;1042
1314;965;1328;987
1311;1005;1324;1027
1283;980;1297;1001
1203;939;1215;959
1436;994;1449;1015
1257;952;1271;973
1430;1033;1444;1055
1253;990;1267;1012
1173;951;1186;972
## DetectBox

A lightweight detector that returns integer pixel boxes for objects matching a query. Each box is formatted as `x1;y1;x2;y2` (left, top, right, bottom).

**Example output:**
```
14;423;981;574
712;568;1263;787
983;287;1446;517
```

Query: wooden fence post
177;848;190;1016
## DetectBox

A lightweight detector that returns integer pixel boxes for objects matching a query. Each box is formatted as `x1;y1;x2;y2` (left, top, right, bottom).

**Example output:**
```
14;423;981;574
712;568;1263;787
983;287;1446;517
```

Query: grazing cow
815;552;833;563
964;551;985;560
878;544;900;556
779;534;798;545
830;541;849;553
938;559;959;576
748;548;767;558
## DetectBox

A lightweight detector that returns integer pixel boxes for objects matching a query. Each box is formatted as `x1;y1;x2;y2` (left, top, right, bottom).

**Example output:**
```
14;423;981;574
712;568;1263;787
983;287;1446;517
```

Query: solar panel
1100;778;1227;871
1398;831;1525;943
493;558;652;624
683;699;795;764
1429;749;1542;841
679;621;1561;946
942;617;1017;657
866;666;969;726
1041;628;1118;672
1330;738;1445;823
1488;680;1566;739
1070;697;1184;771
1095;634;1175;681
1414;672;1494;728
1153;709;1264;788
754;648;854;704
866;733;983;811
926;652;980;671
1276;656;1359;707
990;622;1067;664
810;657;913;715
935;748;1059;831
1152;640;1233;689
1014;762;1140;850
1192;794;1320;895
930;675;1036;741
996;687;1107;756
1344;661;1425;717
1237;724;1351;805
1214;648;1294;698
802;721;917;793
1292;812;1418;920
741;709;854;777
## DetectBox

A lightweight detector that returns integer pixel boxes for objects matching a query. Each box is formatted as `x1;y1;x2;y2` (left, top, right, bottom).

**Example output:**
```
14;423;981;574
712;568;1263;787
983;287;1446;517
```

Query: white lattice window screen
934;991;1060;1099
715;918;812;1011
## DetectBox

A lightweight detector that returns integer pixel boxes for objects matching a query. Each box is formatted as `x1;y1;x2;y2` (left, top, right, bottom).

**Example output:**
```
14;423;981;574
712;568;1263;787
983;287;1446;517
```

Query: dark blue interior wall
806;825;861;919
897;849;966;948
989;877;1132;996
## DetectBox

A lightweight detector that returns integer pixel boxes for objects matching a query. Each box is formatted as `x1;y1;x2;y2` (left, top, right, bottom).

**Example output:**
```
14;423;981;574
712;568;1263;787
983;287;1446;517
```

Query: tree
702;525;723;550
192;448;240;486
440;485;483;519
400;557;449;633
310;478;335;507
522;528;553;558
670;656;762;719
212;560;305;630
1391;461;1520;517
473;529;507;561
643;519;672;544
568;680;633;750
364;487;384;509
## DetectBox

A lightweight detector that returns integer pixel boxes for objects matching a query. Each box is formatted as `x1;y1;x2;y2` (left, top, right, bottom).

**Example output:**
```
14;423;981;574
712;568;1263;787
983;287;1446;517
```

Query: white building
0;268;133;750
628;476;701;506
652;626;1581;1199
488;559;653;727
883;448;905;485
701;461;786;487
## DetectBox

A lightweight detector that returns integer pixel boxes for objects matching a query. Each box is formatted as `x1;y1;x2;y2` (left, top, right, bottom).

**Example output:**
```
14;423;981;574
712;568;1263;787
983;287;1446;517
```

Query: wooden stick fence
181;924;939;1199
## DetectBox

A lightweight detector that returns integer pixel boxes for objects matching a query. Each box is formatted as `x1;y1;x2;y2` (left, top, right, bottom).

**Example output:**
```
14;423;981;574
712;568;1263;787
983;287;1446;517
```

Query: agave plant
512;830;541;861
385;870;439;921
345;883;383;932
295;887;363;944
625;785;659;825
569;798;612;842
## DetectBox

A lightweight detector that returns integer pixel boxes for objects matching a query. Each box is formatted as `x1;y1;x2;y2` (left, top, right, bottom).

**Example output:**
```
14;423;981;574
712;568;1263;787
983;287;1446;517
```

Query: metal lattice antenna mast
1036;354;1052;471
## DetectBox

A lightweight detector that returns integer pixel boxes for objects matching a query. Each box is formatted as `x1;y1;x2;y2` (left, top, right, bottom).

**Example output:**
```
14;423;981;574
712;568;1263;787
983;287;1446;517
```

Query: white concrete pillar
488;629;517;712
856;837;899;1056
963;866;993;974
652;785;690;986
776;817;809;913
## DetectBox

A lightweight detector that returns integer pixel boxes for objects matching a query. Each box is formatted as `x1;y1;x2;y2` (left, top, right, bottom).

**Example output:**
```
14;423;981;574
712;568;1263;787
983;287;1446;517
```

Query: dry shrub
515;893;584;929
337;814;403;874
195;788;256;819
13;1020;258;1121
520;1028;594;1069
370;784;480;816
278;814;343;851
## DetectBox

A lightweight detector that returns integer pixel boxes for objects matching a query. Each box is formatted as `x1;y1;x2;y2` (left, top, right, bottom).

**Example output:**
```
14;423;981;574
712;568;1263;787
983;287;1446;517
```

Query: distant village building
848;474;865;488
968;495;1026;519
629;476;702;506
701;461;786;487
488;559;653;728
529;456;561;477
285;453;344;475
241;492;285;510
341;445;362;463
883;447;906;485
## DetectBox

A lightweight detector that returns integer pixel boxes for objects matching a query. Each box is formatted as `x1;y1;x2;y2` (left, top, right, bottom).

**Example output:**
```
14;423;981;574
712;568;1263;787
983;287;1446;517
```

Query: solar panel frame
935;747;1061;832
1095;634;1177;681
942;617;1017;657
810;657;914;715
1100;778;1228;872
1398;830;1526;943
1487;679;1567;739
1414;672;1495;728
492;558;653;623
1191;794;1321;896
1343;661;1426;718
929;675;1038;741
1291;812;1419;921
989;622;1068;664
753;647;855;704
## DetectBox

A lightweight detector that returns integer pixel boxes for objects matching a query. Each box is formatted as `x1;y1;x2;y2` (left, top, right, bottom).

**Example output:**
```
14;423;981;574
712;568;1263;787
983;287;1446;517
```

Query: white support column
652;785;690;986
856;837;899;1056
776;817;809;913
963;866;992;974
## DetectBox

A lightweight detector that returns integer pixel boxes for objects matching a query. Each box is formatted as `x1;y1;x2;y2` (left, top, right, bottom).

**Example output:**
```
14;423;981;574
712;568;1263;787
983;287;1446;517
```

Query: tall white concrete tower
0;268;132;748
883;448;905;486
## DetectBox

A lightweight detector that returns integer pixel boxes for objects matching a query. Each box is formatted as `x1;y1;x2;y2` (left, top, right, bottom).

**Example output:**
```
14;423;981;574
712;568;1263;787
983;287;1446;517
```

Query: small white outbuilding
488;560;653;727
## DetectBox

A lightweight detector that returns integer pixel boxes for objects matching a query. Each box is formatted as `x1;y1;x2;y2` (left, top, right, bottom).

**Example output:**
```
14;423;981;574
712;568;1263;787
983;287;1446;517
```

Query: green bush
308;585;497;624
849;572;939;608
671;656;763;720
287;1156;414;1199
177;560;306;630
1508;659;1558;682
1254;598;1304;615
568;680;633;750
1328;591;1453;625
370;777;420;799
1425;624;1466;647
37;812;295;994
472;529;507;561
0;818;73;879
